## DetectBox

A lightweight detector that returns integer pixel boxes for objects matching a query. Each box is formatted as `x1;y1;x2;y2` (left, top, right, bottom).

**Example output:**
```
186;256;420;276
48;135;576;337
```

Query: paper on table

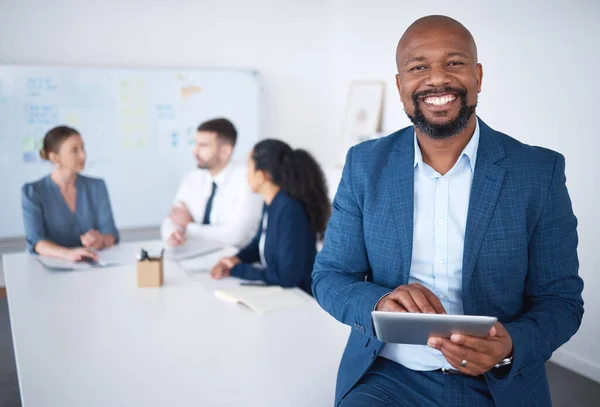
164;241;223;261
213;286;306;315
37;244;140;270
177;247;237;276
37;256;97;270
96;244;139;266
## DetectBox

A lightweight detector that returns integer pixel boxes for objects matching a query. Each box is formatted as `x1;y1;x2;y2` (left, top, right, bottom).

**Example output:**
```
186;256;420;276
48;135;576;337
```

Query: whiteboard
0;65;261;238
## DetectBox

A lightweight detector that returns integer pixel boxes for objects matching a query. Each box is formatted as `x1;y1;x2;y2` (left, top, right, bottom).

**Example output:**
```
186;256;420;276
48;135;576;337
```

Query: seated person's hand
220;256;241;269
169;203;193;228
167;230;186;247
210;256;241;280
210;263;231;280
428;322;514;376
375;283;447;314
80;229;104;250
65;247;98;263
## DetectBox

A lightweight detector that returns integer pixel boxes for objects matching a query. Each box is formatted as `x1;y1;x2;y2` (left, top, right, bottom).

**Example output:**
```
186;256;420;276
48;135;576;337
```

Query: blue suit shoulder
272;191;307;219
484;125;567;201
492;128;564;167
342;127;413;198
347;126;412;166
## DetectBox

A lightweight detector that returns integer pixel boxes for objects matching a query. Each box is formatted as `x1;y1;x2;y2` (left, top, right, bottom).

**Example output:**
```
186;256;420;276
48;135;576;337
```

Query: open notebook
214;285;307;315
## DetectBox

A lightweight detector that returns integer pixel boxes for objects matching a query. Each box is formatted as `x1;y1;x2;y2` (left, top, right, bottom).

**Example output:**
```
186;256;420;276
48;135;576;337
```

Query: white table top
3;240;349;407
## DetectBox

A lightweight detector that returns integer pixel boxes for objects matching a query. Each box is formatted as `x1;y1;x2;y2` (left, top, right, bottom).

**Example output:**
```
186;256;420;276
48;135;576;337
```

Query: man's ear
219;143;233;161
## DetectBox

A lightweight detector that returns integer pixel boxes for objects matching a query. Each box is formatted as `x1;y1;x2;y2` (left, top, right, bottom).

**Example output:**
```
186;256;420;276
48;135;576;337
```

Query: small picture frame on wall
340;81;385;163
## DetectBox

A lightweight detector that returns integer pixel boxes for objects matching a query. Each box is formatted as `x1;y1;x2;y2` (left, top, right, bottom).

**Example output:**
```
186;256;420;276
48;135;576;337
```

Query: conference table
3;240;350;406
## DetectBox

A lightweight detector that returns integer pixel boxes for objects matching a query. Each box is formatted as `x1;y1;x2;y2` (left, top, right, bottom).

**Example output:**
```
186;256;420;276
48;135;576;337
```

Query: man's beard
405;86;477;140
196;160;215;170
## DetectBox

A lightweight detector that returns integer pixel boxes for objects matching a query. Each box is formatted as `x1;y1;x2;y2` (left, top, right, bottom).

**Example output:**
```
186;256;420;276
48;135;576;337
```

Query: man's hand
167;230;186;247
80;229;104;250
169;203;193;228
376;283;447;314
428;322;514;376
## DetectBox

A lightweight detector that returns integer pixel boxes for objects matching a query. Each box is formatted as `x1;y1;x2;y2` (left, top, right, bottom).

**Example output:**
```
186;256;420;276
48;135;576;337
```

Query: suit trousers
339;357;495;407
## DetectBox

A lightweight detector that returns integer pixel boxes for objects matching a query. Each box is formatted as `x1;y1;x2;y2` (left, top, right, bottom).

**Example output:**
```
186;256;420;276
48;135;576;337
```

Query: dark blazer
312;118;584;406
232;190;316;294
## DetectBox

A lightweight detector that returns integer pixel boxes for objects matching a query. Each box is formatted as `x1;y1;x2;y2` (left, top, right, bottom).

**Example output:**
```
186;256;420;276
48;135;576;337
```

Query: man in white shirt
161;118;263;248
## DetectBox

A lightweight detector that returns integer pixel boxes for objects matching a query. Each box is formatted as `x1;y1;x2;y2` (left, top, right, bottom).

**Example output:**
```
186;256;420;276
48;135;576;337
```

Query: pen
239;282;271;287
137;249;149;261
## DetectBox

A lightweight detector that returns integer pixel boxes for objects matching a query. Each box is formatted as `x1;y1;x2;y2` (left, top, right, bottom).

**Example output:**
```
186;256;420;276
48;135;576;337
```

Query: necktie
202;181;217;225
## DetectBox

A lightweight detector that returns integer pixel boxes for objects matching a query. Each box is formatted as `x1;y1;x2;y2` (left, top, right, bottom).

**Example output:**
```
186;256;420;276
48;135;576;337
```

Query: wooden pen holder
136;252;164;288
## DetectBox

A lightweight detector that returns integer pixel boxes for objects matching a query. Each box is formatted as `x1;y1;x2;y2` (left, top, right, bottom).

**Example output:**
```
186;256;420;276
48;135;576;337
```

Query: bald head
396;15;478;71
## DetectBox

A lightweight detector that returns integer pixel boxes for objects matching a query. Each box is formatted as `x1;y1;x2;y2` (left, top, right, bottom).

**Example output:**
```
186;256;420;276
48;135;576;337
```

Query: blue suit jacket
232;190;315;294
312;119;584;406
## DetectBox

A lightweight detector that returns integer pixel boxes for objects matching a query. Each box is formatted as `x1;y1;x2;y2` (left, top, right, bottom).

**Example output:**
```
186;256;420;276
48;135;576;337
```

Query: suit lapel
387;128;415;285
462;119;505;293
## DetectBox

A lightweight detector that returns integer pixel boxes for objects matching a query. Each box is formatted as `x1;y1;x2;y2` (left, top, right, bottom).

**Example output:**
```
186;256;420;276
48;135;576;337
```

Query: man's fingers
390;291;422;313
450;334;486;353
432;338;485;376
420;288;447;314
173;231;185;244
380;299;407;312
168;232;184;247
388;284;447;315
406;289;436;314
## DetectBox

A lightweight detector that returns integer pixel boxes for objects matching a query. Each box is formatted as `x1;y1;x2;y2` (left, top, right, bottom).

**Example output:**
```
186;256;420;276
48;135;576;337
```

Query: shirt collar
211;163;232;186
413;118;480;173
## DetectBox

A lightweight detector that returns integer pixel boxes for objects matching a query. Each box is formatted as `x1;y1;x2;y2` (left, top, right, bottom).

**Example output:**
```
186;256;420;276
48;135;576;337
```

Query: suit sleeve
230;203;313;288
498;154;584;381
236;219;262;264
311;148;392;338
21;184;46;254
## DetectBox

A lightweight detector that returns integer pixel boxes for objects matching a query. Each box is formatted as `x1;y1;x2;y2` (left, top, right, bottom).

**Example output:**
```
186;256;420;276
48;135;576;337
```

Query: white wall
1;0;599;382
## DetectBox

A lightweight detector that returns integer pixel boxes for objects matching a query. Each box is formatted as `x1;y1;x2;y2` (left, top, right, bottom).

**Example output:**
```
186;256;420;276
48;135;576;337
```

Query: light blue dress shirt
21;174;120;253
380;120;480;370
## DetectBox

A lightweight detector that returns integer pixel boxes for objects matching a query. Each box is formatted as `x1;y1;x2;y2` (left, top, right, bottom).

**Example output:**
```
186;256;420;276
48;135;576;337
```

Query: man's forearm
312;269;392;338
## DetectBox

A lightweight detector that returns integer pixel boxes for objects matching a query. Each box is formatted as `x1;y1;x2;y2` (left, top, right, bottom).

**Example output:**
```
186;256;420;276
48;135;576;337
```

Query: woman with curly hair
210;139;331;295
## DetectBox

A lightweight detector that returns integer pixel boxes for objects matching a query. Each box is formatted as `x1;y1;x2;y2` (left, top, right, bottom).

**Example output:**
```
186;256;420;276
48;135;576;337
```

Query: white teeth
424;95;456;106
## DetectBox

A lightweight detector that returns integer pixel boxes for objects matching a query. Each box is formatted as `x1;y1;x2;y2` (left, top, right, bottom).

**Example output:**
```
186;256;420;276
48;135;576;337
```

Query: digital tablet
372;311;497;345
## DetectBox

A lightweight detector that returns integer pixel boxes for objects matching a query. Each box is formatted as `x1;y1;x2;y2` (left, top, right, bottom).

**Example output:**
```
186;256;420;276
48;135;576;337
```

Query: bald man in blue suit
313;15;583;407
